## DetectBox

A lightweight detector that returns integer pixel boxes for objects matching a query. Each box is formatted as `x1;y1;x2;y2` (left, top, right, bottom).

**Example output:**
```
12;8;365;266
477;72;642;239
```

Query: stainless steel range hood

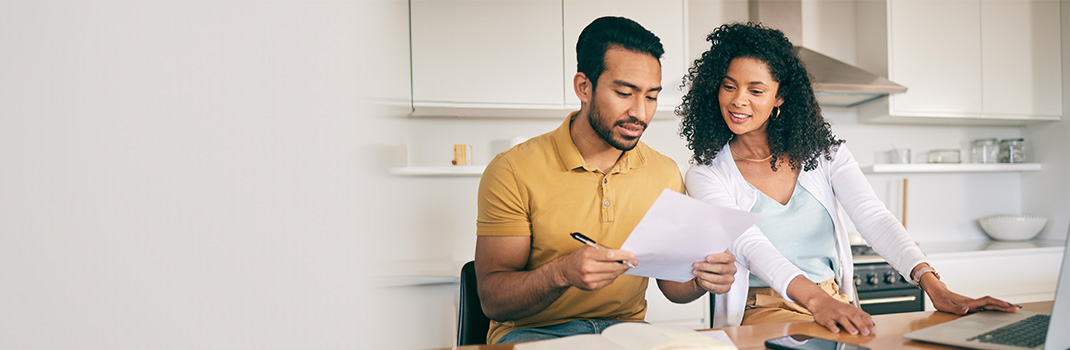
751;0;906;107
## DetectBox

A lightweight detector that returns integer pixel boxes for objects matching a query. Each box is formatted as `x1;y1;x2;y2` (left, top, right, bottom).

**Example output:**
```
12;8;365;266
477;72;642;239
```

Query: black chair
457;260;491;346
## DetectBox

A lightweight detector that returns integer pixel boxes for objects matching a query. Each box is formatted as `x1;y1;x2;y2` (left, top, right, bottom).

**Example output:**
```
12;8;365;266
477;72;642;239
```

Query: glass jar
927;149;961;163
971;138;999;163
998;138;1025;163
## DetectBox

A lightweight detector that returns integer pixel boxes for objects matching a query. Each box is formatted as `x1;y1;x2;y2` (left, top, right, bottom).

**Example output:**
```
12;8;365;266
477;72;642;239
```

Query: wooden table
439;301;1052;350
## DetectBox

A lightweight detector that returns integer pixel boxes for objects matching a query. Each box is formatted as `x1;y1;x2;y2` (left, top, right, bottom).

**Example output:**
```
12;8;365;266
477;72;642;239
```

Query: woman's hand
807;295;876;335
916;266;1020;315
786;276;874;335
930;291;1020;315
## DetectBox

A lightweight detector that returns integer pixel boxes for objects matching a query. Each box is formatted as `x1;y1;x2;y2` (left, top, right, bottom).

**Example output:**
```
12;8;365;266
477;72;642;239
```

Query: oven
851;245;925;315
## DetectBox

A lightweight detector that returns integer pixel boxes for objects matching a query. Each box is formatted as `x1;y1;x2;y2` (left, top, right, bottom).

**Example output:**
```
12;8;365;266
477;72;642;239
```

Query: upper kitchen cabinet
856;0;1063;126
409;0;687;118
563;0;686;116
409;0;565;117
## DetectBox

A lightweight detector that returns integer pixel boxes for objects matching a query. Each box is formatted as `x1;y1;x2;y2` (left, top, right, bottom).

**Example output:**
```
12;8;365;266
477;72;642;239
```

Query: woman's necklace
730;148;773;162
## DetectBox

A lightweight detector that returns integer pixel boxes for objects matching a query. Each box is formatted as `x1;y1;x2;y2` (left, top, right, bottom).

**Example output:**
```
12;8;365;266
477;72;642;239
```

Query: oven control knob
885;273;898;284
867;274;879;285
854;275;862;286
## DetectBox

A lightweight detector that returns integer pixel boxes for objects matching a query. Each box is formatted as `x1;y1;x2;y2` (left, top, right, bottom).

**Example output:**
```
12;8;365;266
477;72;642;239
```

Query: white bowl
978;215;1047;241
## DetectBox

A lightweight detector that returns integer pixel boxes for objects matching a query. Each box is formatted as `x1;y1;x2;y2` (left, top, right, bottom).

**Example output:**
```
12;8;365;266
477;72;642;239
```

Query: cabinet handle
858;295;917;305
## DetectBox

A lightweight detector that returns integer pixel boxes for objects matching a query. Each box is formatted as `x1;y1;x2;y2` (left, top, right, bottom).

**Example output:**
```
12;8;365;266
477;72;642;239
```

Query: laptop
903;229;1070;350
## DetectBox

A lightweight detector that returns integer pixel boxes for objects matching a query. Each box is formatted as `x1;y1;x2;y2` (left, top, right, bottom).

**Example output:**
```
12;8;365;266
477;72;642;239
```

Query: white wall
4;1;1062;349
379;1;1067;347
1022;0;1070;240
0;1;405;349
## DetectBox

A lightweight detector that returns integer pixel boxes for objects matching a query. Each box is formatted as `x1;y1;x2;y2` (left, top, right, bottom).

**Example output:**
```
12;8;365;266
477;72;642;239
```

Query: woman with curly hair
678;22;1018;335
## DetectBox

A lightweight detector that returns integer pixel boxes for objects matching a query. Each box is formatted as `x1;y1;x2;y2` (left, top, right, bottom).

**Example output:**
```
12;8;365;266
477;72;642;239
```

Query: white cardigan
685;143;928;327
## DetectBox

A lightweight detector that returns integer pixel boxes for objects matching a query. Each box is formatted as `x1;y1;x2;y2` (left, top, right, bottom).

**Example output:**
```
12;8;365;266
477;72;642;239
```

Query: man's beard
588;99;646;152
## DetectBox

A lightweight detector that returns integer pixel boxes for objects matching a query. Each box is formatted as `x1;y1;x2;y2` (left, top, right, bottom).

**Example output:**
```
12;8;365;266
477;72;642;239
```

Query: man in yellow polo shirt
474;16;738;344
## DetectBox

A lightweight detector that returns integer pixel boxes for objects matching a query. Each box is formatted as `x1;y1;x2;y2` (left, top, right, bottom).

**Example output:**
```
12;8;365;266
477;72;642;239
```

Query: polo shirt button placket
600;175;612;222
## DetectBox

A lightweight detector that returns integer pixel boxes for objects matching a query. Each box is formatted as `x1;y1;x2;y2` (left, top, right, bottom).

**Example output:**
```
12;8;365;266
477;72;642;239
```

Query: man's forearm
657;278;705;304
479;258;570;321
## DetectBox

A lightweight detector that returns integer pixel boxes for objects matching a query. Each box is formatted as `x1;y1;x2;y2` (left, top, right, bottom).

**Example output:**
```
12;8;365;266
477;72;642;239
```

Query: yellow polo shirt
477;112;684;343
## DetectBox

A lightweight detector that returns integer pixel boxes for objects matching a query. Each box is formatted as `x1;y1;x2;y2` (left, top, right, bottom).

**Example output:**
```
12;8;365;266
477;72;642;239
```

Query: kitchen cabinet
562;0;686;115
644;281;710;329
925;246;1064;308
408;0;685;119
409;0;565;116
856;0;1062;126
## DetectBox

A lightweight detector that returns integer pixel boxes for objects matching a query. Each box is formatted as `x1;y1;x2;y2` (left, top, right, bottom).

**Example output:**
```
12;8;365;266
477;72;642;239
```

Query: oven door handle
858;295;917;305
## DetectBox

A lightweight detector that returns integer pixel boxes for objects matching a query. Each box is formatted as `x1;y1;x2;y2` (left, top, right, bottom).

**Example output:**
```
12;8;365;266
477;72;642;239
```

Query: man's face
587;48;662;151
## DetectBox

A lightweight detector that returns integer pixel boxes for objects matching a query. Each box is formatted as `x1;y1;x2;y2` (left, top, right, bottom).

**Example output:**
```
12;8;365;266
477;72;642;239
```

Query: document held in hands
621;189;760;283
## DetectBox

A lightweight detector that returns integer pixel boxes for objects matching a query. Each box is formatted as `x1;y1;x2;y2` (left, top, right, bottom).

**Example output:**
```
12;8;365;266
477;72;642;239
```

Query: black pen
569;232;635;268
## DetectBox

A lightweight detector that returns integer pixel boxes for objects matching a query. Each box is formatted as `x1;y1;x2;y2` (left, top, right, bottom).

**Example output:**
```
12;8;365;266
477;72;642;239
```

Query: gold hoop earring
773;107;781;120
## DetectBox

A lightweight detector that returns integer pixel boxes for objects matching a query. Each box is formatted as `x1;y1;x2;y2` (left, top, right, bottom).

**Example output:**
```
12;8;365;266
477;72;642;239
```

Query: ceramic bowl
978;215;1047;241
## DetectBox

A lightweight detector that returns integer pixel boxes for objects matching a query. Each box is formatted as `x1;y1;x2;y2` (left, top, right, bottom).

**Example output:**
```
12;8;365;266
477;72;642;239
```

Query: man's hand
657;251;734;303
551;245;637;291
476;236;636;321
693;251;736;294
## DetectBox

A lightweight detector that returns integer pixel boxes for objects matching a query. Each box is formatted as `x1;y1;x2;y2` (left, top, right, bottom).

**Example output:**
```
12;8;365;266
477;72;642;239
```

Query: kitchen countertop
919;238;1066;256
383;239;1067;286
853;238;1066;264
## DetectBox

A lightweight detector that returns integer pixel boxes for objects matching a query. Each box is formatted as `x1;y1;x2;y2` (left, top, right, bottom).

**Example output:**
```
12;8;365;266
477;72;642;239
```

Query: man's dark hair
576;16;664;87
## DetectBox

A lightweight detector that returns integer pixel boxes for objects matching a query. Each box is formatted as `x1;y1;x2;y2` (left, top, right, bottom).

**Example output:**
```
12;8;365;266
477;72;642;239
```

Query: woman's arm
685;164;805;300
828;146;1019;315
826;145;927;276
687;163;875;334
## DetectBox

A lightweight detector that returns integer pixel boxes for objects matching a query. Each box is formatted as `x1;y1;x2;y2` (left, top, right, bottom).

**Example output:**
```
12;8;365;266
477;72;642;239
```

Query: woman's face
718;57;784;137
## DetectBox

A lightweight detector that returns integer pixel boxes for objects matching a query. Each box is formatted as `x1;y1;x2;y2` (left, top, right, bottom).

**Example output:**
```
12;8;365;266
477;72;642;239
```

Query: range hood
751;0;906;107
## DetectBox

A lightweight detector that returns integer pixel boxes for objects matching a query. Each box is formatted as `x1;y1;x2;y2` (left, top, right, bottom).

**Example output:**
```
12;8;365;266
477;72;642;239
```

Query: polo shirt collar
553;111;647;174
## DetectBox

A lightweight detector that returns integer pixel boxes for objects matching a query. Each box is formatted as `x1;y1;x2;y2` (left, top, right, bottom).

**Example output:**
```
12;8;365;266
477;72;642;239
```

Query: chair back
457;261;491;346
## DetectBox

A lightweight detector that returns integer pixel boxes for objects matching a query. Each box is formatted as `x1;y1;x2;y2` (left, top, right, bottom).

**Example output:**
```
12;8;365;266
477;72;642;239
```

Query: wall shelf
861;163;1042;173
409;102;678;120
388;166;486;177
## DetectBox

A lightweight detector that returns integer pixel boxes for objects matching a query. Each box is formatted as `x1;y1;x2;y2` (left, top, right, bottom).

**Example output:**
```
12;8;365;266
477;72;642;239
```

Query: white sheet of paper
697;330;737;349
621;189;760;282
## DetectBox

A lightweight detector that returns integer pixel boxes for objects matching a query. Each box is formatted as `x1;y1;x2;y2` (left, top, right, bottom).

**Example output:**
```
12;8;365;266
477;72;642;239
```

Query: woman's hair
677;22;843;171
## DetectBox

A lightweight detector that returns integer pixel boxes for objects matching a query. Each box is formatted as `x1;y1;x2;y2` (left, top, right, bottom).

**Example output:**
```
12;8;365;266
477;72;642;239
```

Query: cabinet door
644;280;709;329
925;250;1062;309
562;0;686;113
410;0;564;107
980;0;1063;118
888;0;983;116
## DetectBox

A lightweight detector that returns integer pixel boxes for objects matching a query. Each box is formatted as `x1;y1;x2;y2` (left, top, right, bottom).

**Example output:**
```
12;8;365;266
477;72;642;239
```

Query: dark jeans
496;319;643;344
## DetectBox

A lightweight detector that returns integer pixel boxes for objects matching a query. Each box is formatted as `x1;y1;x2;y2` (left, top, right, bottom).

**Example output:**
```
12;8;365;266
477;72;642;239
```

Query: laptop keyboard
967;314;1050;348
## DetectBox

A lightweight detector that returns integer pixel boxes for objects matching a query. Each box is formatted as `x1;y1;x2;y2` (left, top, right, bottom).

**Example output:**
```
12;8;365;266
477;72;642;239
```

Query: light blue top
748;182;838;287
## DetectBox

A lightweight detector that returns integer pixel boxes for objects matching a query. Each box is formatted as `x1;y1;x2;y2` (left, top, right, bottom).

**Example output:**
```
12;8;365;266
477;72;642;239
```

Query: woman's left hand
923;277;1020;315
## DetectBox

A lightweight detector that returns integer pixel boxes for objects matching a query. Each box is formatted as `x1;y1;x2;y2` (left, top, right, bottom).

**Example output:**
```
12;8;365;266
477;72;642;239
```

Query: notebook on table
903;230;1070;350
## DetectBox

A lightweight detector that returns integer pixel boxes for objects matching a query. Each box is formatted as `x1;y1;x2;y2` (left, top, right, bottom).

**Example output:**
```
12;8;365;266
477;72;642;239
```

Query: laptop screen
1045;232;1070;349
